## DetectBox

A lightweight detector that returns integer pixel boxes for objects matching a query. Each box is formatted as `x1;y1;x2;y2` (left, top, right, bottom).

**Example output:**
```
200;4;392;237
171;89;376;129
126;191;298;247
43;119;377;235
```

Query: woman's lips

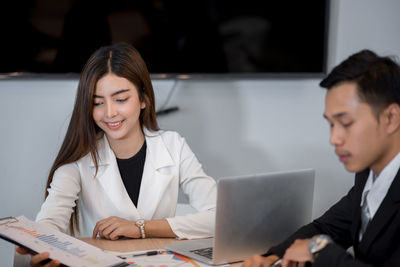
105;120;123;130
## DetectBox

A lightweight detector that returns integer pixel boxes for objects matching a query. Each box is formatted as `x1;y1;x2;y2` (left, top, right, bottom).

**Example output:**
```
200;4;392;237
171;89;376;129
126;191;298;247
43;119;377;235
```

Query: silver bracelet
135;219;146;238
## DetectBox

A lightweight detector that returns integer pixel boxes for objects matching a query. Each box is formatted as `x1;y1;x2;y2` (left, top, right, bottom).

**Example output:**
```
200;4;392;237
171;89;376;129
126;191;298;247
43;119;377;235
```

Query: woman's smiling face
92;73;145;143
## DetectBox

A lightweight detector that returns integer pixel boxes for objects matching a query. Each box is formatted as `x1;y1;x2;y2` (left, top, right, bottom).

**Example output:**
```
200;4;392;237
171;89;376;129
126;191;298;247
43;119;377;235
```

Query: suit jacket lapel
91;135;140;220
358;169;400;252
90;132;176;220
351;170;369;247
136;131;175;219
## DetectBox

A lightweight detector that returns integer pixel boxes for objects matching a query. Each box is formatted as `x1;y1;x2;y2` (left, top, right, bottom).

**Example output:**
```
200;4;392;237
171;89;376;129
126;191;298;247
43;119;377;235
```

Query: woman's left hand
92;216;140;240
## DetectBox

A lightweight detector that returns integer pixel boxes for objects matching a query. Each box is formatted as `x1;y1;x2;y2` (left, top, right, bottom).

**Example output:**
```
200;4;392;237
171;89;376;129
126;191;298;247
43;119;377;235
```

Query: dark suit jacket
265;169;400;266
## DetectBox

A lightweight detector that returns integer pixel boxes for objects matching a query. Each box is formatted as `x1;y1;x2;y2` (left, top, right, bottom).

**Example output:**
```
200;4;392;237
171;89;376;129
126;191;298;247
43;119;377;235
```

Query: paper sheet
105;249;229;267
0;216;127;267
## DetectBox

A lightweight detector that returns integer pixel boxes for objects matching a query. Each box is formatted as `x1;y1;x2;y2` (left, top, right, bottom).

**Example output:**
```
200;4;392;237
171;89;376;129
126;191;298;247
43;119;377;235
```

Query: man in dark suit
243;50;400;267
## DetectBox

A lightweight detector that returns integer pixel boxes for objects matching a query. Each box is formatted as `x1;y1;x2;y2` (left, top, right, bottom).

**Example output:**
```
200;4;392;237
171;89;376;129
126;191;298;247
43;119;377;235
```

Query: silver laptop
165;168;315;265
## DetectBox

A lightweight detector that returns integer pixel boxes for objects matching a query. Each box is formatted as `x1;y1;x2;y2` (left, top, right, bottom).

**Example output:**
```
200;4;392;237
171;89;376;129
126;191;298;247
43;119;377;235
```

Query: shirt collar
361;152;400;218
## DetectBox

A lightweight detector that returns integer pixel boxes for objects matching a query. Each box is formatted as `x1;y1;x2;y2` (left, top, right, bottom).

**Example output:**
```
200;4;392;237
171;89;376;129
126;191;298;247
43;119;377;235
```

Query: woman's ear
141;101;146;109
140;94;149;109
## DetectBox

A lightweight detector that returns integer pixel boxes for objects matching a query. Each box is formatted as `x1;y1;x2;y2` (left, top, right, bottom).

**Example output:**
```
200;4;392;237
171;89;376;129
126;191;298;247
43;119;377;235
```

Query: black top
116;141;147;207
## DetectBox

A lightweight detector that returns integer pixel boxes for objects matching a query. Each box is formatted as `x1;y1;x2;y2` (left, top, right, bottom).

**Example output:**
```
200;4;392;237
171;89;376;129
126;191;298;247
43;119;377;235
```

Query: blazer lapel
136;131;175;219
92;135;140;220
358;169;400;252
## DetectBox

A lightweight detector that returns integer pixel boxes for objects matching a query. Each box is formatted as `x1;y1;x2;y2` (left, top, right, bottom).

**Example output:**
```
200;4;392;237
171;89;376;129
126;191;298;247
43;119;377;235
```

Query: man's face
324;82;390;174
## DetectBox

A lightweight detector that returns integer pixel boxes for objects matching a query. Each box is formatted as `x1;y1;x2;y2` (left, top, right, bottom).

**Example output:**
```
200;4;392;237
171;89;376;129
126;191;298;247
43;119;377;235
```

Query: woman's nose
106;102;117;118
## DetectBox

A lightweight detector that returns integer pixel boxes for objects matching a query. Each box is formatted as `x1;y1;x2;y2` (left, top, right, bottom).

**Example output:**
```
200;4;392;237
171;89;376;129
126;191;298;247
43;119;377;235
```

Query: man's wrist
308;234;333;261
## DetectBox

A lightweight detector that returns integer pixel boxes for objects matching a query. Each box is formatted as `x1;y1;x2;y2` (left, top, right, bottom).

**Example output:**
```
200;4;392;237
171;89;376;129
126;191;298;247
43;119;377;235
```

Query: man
243;50;400;267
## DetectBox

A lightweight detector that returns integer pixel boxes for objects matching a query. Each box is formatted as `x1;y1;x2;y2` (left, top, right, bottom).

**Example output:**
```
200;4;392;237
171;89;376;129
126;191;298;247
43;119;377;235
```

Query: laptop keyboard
190;247;213;259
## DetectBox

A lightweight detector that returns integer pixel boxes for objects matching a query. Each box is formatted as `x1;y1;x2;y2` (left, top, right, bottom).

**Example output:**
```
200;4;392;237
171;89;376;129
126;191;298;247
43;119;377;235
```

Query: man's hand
16;247;61;267
92;216;140;240
282;239;312;267
242;254;280;267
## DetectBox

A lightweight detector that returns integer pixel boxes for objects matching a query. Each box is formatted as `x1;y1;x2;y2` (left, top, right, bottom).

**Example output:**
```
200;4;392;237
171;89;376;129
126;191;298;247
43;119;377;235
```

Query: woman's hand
92;216;140;240
16;247;61;267
242;254;280;267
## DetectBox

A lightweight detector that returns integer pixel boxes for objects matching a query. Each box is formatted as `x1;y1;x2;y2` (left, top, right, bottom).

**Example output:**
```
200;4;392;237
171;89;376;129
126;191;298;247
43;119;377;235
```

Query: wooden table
81;237;182;252
81;237;242;266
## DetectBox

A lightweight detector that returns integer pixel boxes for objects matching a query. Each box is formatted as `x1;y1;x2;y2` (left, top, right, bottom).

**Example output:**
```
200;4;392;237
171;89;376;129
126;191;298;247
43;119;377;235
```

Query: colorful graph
165;251;200;267
6;224;88;258
37;234;87;258
123;250;201;267
0;216;126;267
7;225;40;237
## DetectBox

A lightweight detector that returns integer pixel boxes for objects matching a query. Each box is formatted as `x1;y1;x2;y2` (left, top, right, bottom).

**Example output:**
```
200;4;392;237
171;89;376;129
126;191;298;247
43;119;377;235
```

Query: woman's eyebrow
94;89;130;98
111;89;130;97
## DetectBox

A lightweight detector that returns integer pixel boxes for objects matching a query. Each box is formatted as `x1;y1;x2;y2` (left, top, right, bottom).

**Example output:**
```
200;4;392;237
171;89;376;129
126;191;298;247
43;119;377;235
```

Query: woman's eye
117;98;128;103
93;102;102;106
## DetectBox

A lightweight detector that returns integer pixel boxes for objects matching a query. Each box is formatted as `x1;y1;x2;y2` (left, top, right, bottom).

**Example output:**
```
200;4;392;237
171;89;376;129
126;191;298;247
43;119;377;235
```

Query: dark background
0;0;328;75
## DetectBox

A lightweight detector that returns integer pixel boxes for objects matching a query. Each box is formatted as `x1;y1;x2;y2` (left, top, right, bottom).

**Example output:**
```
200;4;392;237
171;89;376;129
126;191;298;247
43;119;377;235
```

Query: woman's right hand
16;247;61;267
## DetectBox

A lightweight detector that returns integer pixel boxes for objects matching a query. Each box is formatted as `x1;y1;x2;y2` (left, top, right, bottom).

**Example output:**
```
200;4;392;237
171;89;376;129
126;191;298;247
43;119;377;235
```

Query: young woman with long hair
17;43;216;266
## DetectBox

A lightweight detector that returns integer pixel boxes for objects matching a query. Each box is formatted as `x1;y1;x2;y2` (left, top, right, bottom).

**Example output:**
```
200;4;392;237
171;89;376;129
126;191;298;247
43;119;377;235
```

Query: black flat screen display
1;0;329;77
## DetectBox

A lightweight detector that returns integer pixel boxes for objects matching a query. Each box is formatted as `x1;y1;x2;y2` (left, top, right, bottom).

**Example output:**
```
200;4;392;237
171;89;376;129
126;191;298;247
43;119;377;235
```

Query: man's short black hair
320;49;400;116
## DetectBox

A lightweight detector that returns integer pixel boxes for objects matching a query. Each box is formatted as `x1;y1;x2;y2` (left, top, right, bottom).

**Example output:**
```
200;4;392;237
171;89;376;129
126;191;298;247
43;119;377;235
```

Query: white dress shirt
361;152;400;220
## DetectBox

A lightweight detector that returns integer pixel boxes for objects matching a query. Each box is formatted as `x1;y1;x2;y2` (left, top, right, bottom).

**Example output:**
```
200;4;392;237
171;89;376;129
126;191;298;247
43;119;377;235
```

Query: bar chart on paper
0;216;127;267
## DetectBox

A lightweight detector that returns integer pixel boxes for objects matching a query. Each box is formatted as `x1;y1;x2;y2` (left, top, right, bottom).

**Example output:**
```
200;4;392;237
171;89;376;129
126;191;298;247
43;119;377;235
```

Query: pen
270;258;282;267
117;250;161;259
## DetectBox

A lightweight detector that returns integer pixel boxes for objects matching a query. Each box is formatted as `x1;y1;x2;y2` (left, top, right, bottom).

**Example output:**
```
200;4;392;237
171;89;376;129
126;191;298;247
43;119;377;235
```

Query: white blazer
36;130;217;239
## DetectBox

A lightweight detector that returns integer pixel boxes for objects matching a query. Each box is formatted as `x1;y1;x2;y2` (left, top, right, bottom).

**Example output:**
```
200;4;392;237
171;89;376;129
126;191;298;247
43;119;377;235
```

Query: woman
17;43;216;266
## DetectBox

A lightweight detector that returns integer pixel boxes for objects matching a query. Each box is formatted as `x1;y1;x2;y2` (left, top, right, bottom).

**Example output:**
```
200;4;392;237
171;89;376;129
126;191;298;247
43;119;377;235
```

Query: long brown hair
45;43;159;235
